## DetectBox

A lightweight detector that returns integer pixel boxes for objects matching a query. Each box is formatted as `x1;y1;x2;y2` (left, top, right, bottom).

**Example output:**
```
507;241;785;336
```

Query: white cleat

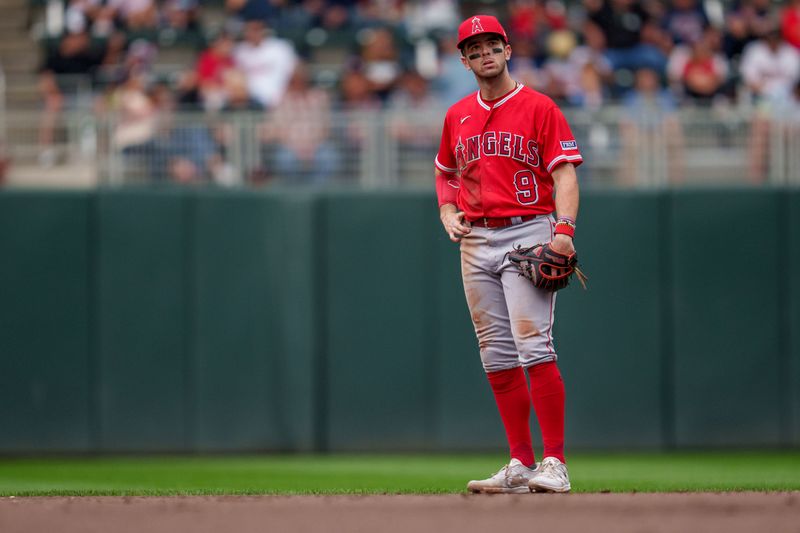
467;458;538;494
528;456;571;493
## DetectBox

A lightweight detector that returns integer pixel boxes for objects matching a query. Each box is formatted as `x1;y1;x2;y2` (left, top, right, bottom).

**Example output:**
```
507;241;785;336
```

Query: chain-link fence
3;105;800;188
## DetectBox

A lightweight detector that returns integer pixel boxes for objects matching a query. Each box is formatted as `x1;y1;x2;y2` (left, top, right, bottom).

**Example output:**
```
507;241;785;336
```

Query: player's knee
479;345;519;373
481;359;521;373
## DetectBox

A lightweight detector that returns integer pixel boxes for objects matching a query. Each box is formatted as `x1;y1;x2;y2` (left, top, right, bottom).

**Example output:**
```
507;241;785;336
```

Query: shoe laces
485;462;514;481
505;460;535;482
539;458;564;478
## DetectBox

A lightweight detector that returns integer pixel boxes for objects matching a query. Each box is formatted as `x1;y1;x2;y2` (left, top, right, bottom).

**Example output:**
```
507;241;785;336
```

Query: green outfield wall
0;188;798;453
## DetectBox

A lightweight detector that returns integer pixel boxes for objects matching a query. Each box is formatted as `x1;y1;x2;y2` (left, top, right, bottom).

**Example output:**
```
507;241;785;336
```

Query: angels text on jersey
454;131;542;174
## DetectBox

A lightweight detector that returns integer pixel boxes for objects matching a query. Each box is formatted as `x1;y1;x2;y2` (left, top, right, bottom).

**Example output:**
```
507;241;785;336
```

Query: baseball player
435;15;582;494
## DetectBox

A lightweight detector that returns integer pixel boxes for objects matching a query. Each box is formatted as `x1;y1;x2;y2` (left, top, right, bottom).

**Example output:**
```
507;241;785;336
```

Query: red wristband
554;222;575;238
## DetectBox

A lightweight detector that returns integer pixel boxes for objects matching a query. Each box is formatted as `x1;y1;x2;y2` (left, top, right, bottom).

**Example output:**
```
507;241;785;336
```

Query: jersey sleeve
435;113;459;206
538;105;583;174
435;113;458;174
435;171;459;207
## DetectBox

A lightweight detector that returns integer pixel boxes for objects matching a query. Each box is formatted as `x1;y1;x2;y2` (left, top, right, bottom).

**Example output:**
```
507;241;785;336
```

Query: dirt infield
2;493;799;533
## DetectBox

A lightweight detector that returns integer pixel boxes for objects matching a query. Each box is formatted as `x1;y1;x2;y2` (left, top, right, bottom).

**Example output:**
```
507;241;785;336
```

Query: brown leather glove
507;242;587;291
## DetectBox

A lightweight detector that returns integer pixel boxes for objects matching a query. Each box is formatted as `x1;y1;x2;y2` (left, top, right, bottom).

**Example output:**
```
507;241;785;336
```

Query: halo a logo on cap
471;17;484;35
457;14;508;49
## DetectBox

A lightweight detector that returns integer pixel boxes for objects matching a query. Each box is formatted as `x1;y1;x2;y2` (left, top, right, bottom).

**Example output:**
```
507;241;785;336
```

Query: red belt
468;215;538;228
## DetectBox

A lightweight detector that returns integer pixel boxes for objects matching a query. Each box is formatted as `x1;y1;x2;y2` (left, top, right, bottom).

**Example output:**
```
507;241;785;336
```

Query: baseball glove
506;243;588;291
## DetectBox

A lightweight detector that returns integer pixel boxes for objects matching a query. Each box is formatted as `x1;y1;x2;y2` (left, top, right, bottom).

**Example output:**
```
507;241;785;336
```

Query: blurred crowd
32;0;800;184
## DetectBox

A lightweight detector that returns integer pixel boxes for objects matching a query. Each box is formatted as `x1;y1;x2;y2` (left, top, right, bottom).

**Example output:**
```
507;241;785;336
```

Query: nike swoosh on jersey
460;115;471;124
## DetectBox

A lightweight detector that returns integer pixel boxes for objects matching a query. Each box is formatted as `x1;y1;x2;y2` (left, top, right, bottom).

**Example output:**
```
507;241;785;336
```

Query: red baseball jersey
435;84;583;219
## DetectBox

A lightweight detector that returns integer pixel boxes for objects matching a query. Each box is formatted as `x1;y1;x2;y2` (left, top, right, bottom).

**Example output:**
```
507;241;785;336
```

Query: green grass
0;451;798;496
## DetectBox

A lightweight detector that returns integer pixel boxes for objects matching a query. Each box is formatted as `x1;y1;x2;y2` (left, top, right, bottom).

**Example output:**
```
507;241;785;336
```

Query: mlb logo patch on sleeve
560;140;578;150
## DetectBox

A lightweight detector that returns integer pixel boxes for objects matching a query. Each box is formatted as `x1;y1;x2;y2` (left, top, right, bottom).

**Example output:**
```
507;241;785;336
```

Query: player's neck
477;74;517;102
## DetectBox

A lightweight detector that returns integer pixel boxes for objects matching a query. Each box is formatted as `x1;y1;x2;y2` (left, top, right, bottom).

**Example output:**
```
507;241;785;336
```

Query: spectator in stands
388;69;441;113
352;0;403;29
108;67;159;178
539;29;581;105
225;0;283;27
102;38;158;89
573;63;608;111
722;9;750;60
95;31;128;80
661;0;710;46
277;0;353;32
163;0;201;30
233;19;297;109
619;67;684;185
782;0;800;49
151;83;221;183
106;0;159;31
585;0;669;87
209;70;263;183
567;21;613;109
260;62;339;184
740;26;800;181
508;0;567;43
173;68;203;109
742;0;780;38
508;0;539;42
0;61;6;185
221;70;264;112
741;27;800;106
91;2;117;37
196;31;237;111
541;28;612;109
403;0;459;40
667;27;730;105
622;67;679;122
338;69;382;111
0;146;7;185
356;27;403;102
334;69;381;178
387;69;442;183
508;38;546;92
64;0;109;37
38;27;105;166
430;33;475;104
723;0;778;60
109;72;222;183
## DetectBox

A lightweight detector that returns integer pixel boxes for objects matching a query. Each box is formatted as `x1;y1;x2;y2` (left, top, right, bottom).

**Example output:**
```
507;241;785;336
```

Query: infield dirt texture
2;493;800;533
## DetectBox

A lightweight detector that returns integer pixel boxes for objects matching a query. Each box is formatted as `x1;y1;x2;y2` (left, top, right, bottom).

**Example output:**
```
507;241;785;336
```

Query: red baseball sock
486;366;535;467
528;362;566;463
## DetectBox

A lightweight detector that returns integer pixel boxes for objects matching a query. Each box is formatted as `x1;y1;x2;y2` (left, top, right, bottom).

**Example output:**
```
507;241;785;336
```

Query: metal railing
2;105;799;188
0;66;6;164
94;108;445;188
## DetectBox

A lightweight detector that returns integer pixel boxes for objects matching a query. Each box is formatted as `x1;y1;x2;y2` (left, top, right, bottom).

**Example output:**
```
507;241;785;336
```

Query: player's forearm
439;202;458;219
435;168;459;207
551;163;580;221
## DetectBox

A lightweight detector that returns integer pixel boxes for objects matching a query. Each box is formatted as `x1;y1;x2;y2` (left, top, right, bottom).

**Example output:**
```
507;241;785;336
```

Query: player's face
460;34;511;80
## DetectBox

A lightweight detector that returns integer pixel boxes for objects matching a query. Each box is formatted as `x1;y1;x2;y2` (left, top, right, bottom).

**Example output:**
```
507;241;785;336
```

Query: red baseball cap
457;14;509;49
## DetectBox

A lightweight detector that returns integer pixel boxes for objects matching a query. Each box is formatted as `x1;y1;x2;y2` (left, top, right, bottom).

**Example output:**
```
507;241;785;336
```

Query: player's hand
440;204;471;243
550;234;575;256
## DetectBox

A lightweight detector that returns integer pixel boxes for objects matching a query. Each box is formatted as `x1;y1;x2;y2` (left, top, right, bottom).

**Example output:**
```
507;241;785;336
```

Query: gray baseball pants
460;215;558;372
